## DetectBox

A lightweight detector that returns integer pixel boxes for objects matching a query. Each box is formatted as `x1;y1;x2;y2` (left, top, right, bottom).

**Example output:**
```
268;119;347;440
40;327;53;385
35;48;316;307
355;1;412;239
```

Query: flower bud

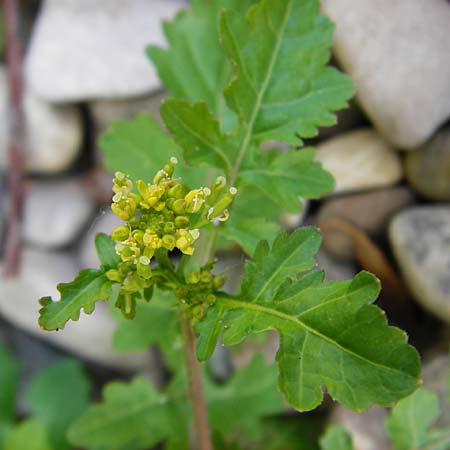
164;222;176;234
171;199;186;214
213;274;226;290
168;183;185;199
205;294;216;305
105;269;123;282
137;262;152;279
162;234;176;251
192;305;205;320
186;271;200;284
174;216;190;229
111;225;130;241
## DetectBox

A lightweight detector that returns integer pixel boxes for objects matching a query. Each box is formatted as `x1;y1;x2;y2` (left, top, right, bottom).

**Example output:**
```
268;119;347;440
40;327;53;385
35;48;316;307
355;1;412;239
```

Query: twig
180;314;213;450
3;0;25;277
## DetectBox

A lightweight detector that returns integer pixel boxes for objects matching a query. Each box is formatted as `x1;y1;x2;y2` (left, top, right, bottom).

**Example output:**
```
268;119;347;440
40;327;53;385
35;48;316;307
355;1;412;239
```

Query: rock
318;187;415;260
90;91;166;134
405;128;450;201
322;0;450;149
25;0;184;101
316;250;357;281
389;207;450;323
78;209;122;268
0;67;82;174
24;179;96;249
422;353;450;428
0;248;157;372
330;406;390;450
315;129;403;194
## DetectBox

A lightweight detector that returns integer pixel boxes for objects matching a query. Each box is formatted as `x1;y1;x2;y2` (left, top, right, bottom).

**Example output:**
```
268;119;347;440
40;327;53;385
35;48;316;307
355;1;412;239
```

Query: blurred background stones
0;0;449;441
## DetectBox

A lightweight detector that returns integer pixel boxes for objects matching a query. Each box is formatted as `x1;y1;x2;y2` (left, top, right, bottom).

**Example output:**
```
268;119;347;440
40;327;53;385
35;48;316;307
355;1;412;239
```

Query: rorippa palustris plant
37;0;421;449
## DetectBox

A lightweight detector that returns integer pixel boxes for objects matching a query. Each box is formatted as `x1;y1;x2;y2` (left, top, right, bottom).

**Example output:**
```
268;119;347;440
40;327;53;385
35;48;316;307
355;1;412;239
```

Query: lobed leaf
238;148;334;212
221;0;354;145
27;359;91;450
197;229;421;411
38;269;113;331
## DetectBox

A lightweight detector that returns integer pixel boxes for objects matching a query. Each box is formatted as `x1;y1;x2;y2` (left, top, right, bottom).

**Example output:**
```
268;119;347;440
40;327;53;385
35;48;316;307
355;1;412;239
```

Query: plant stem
180;314;213;450
3;0;25;277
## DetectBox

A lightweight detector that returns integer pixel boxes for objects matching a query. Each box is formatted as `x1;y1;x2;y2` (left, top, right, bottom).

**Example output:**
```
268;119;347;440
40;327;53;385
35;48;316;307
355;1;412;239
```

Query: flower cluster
176;263;226;322
104;157;236;318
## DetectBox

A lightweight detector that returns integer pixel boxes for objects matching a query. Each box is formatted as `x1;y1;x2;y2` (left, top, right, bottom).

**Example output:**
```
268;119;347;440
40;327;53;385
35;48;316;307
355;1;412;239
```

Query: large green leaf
38;269;113;331
27;359;91;450
4;420;52;450
197;229;420;411
67;379;171;450
238;148;334;212
385;388;450;450
320;425;353;450
221;0;354;145
161;99;234;174
99;114;206;187
147;0;256;131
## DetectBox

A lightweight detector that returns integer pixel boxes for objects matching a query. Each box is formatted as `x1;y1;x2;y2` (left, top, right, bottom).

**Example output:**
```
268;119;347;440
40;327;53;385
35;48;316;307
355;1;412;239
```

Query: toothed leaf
38;269;113;331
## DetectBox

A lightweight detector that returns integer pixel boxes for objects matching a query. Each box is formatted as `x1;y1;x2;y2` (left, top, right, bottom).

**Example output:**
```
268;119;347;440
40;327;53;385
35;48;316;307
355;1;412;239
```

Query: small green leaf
95;233;120;270
99;113;206;187
67;379;170;450
4;420;52;450
27;359;91;450
221;217;280;255
198;230;420;411
221;0;354;145
385;388;449;450
38;269;113;331
161;99;234;175
206;354;284;438
0;343;19;425
320;425;354;450
113;290;183;370
238;148;334;212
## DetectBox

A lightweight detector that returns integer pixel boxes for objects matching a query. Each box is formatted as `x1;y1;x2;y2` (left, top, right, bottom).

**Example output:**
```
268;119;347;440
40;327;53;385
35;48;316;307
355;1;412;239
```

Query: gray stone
25;0;184;101
90;90;166;135
79;209;122;268
389;207;450;323
0;248;156;371
405;128;450;201
330;406;390;450
322;0;450;149
316;250;357;281
24;179;96;249
318;187;415;260
422;353;450;429
315;129;403;194
0;67;82;174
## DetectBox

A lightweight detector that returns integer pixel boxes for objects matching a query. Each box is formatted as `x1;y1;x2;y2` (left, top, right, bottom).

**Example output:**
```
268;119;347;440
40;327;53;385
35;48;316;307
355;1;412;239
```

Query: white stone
0;67;82;173
24;179;96;249
0;248;156;371
25;0;184;101
389;206;450;324
79;209;122;268
315;129;402;194
322;0;450;149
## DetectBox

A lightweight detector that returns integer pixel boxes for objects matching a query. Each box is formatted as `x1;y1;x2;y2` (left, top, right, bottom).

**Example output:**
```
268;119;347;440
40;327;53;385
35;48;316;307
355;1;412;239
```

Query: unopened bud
174;216;190;228
105;269;123;282
186;271;200;284
162;234;176;251
213;274;226;290
171;199;186;214
111;225;130;241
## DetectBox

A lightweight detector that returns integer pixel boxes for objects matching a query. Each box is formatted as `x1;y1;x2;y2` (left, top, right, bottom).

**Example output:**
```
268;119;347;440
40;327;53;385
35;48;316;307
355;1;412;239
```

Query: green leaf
113;289;183;370
198;229;420;411
221;217;281;255
4;420;52;450
206;354;284;439
0;343;19;425
385;388;450;450
67;379;171;450
320;425;354;450
161;99;234;174
95;233;120;270
38;269;113;331
147;0;253;131
99;113;206;187
27;359;91;450
221;0;354;145
238;148;334;212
